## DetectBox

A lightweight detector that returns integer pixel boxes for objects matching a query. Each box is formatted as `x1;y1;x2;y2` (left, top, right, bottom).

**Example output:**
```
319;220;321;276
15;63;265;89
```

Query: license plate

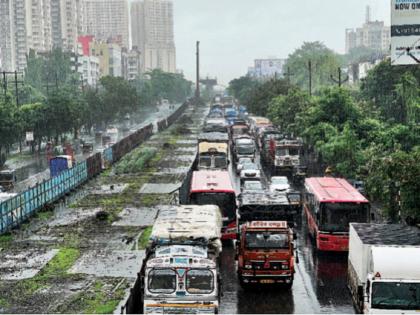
260;279;275;284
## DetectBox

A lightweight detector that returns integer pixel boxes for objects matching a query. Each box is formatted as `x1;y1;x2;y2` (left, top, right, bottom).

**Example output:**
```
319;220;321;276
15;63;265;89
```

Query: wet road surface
219;150;355;314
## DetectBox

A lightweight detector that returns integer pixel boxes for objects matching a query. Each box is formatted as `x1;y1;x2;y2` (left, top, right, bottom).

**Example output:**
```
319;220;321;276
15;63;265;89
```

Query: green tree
267;88;311;133
285;41;342;92
227;76;260;105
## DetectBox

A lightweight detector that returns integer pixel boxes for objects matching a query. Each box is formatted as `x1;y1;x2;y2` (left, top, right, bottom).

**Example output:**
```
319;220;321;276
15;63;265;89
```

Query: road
219;146;355;314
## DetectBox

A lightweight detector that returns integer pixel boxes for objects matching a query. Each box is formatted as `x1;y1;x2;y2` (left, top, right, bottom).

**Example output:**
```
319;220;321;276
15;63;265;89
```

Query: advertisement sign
25;132;34;142
391;0;420;65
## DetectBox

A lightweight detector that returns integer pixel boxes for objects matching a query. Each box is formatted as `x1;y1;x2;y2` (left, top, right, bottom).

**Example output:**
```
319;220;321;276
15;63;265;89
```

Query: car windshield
237;146;255;155
243;163;257;170
320;203;370;232
245;232;289;249
239;158;252;165
271;177;288;185
186;269;214;294
148;269;176;294
243;181;263;190
232;127;248;135
372;282;420;310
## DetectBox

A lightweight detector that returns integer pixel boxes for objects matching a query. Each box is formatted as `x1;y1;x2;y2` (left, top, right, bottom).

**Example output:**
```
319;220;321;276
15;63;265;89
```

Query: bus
198;142;229;169
189;170;237;240
304;177;370;252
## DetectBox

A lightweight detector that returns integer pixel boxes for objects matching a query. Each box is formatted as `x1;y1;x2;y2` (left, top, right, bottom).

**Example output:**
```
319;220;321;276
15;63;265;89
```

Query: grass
115;147;158;174
0;233;13;247
18;247;80;296
0;297;10;308
36;210;54;220
83;280;127;314
138;226;153;249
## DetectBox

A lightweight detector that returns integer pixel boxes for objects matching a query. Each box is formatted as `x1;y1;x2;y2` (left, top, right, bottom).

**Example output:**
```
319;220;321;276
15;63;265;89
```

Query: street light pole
196;41;200;101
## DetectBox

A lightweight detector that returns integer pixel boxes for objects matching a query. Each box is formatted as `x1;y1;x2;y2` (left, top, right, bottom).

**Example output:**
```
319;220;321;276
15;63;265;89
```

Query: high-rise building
0;0;15;71
82;0;129;49
12;0;28;72
25;0;52;53
50;0;82;52
131;0;176;73
90;41;122;77
345;6;390;53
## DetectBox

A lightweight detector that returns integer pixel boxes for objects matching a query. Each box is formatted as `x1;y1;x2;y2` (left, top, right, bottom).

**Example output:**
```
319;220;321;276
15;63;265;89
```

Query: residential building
345;6;391;53
131;0;176;73
50;0;82;52
79;55;100;86
25;0;52;53
12;0;28;72
0;0;15;71
247;58;287;80
126;47;142;80
90;41;122;77
82;0;129;49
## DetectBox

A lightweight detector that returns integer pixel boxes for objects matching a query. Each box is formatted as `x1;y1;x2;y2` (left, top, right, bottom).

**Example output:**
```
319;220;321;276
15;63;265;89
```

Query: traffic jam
138;97;420;314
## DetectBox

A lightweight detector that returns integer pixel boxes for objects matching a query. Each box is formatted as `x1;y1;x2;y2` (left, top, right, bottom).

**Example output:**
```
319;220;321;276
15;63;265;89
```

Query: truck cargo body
348;223;420;313
142;205;222;314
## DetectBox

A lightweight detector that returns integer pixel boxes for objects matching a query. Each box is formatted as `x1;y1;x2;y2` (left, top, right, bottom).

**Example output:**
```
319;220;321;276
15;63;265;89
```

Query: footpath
0;103;207;314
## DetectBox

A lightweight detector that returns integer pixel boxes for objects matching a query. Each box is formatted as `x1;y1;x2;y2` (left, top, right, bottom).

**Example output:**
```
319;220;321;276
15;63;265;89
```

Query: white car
236;157;253;174
240;163;261;181
270;176;290;192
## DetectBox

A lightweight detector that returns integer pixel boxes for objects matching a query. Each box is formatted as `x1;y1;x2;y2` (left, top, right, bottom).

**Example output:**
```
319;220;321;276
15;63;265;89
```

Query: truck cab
269;138;303;174
236;221;296;287
143;245;220;314
0;170;17;191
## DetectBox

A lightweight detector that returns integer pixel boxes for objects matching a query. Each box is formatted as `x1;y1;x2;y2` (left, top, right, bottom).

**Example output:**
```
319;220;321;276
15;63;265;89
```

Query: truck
233;137;256;163
49;155;73;177
0;170;17;191
348;223;420;313
141;205;223;314
236;221;297;288
268;137;303;175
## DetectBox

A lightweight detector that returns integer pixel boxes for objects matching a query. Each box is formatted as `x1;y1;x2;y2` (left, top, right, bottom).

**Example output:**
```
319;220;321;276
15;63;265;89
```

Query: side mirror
236;233;240;240
295;252;299;264
293;232;297;240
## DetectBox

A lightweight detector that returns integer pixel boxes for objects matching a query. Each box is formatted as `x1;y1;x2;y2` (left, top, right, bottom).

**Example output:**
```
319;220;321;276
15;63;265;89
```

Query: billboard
253;59;287;79
391;0;420;65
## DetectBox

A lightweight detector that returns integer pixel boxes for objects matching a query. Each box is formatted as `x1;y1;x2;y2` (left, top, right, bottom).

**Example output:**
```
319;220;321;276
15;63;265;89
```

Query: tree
285;41;342;92
267;88;311;133
227;76;260;105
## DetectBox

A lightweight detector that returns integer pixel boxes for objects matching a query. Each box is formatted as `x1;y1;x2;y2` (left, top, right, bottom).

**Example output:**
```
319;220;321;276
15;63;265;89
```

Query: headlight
282;263;289;270
245;264;252;269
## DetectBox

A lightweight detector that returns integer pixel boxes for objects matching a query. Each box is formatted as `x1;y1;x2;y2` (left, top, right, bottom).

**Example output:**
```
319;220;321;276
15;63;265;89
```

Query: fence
0;102;188;235
156;101;189;132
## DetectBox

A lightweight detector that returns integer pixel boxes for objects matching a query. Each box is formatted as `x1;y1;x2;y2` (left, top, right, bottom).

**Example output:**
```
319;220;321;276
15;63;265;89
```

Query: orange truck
236;221;297;288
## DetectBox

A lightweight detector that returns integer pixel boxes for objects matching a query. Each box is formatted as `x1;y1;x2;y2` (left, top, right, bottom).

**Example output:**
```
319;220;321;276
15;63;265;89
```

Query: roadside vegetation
228;42;420;222
0;48;192;166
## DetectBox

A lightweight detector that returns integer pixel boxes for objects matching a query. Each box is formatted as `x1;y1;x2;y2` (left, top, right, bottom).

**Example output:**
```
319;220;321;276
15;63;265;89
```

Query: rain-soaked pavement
219;153;355;314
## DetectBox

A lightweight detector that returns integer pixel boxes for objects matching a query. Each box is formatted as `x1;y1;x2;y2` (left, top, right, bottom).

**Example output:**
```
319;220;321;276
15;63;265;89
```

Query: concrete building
125;48;142;80
82;0;129;49
0;0;16;71
12;0;28;72
131;0;176;73
247;58;287;80
25;0;52;53
79;55;100;86
90;41;122;77
345;6;390;53
50;0;82;52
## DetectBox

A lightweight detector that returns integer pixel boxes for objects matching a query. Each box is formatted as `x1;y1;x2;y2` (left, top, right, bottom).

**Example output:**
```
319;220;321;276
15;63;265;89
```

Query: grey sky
173;0;391;85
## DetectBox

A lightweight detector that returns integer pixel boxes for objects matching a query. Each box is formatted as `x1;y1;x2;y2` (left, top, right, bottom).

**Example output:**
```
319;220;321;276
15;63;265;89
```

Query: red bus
304;177;370;252
189;170;237;240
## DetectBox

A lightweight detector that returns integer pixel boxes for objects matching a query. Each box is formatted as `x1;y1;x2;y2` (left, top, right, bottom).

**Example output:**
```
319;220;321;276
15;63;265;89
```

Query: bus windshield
320;203;369;232
372;282;420;310
190;192;236;221
245;232;289;249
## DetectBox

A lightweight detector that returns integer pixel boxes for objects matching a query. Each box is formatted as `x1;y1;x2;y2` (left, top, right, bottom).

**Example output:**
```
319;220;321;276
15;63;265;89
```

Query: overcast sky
173;0;391;85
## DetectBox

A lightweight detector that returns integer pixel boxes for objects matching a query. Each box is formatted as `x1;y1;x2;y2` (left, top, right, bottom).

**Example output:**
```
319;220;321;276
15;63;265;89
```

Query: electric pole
283;67;294;85
1;71;24;106
195;41;200;101
308;60;312;96
330;67;349;87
